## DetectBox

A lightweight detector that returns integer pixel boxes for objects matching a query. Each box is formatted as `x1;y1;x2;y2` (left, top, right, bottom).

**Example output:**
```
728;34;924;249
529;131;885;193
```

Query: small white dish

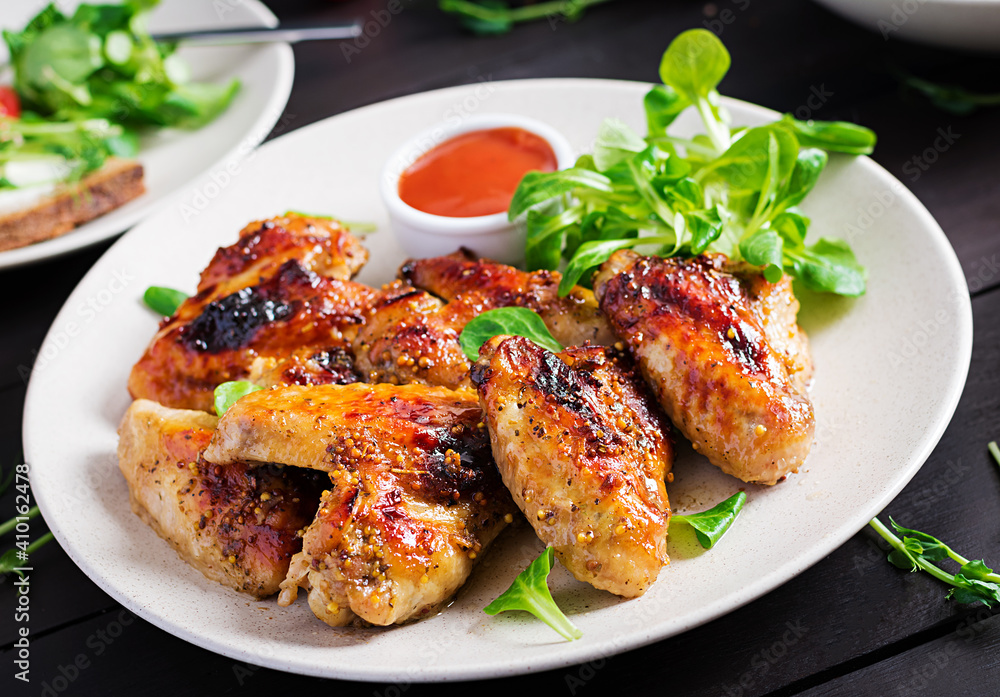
380;113;574;264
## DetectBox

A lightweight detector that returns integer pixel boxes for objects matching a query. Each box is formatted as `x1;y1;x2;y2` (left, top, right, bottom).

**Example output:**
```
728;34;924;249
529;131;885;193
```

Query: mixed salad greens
0;0;238;191
508;29;876;298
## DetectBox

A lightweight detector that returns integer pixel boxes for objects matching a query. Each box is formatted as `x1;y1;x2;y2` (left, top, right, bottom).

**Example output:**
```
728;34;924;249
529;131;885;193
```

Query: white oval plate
812;0;1000;52
0;0;294;270
24;79;972;682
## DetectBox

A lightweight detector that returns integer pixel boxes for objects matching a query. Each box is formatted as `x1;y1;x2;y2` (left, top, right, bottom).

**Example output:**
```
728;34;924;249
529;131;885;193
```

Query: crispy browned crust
203;383;516;626
0;158;145;252
400;250;616;348
471;336;674;597
117;399;325;598
128;215;375;411
594;250;815;485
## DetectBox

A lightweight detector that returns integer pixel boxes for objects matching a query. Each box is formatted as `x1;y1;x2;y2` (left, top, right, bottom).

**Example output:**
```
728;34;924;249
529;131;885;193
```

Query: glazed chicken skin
594;251;815;485
117;399;325;597
401;250;616;348
129;214;377;411
197;213;368;299
471;335;674;598
354;251;617;389
203;383;516;626
353;281;476;390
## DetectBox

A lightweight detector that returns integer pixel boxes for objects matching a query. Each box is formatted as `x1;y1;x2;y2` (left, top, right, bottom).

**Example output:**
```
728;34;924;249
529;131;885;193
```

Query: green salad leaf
459;307;563;360
558;235;675;295
779;115;876;155
671;491;747;549
508;29;876;297
484;547;582;641
659;29;731;152
143;285;188;316
213;381;264;417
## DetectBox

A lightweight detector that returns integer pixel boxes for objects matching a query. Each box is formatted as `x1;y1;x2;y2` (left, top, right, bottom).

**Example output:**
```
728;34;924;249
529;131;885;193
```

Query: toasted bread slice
0;157;145;252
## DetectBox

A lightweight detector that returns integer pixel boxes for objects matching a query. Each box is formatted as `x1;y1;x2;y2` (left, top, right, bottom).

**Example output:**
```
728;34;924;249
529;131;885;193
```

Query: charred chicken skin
594;250;814;485
117;399;325;597
128;214;376;412
471;335;674;597
203;383;515;627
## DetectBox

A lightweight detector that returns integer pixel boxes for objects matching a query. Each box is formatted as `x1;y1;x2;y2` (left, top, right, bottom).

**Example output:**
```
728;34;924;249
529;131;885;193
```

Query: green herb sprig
439;0;612;35
0;459;54;580
870;517;1000;607
509;29;875;298
896;71;1000;116
484;547;582;641
0;529;54;580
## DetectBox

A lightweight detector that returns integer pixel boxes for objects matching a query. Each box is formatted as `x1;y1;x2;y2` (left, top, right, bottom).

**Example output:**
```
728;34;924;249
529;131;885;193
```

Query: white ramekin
380;113;574;265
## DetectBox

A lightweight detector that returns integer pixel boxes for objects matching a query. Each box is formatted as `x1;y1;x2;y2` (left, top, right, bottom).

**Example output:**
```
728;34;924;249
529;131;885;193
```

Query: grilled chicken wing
401;250;616;348
471;336;674;597
129;218;377;411
203;384;515;626
117;399;325;597
197;214;368;299
353;282;475;390
593;251;814;485
353;252;617;390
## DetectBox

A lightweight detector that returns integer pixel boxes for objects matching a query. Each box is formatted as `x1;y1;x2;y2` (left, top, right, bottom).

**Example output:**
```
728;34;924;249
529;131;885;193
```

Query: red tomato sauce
398;127;557;218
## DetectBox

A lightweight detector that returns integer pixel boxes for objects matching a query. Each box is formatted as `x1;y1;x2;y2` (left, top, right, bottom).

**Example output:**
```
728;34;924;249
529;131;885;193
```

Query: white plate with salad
23;31;972;681
0;0;293;270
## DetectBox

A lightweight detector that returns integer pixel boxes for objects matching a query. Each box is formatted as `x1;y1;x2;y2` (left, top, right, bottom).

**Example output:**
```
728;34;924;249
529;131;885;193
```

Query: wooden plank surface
3;0;1000;695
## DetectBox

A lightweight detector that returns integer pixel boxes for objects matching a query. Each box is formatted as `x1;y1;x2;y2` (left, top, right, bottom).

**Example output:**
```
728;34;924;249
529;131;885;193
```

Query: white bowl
812;0;1000;52
379;113;574;264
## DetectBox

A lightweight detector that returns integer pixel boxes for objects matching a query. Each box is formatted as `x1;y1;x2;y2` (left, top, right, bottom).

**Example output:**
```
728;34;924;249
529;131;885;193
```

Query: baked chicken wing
129;215;377;411
471;336;674;597
402;250;616;348
197;213;368;298
353;252;617;390
352;282;475;390
203;383;515;626
117;399;325;597
594;251;814;485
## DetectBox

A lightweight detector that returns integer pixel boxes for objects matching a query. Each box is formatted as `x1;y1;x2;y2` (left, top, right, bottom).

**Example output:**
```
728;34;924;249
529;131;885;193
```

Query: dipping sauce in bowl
397;127;558;218
380;113;574;264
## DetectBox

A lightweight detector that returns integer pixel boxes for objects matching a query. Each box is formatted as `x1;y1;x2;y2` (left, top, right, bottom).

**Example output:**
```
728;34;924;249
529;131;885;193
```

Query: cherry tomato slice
0;87;21;118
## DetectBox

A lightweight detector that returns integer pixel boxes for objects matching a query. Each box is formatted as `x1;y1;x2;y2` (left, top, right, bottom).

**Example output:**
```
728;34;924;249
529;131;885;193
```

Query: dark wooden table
3;0;1000;694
